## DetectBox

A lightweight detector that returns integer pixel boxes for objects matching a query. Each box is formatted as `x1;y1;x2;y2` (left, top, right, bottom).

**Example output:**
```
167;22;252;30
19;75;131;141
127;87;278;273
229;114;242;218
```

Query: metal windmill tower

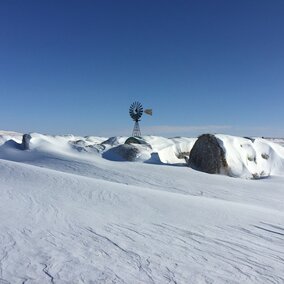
129;101;152;137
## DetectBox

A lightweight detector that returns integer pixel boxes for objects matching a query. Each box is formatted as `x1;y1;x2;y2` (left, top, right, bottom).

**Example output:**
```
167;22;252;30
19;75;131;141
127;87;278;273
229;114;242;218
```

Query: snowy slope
0;132;284;283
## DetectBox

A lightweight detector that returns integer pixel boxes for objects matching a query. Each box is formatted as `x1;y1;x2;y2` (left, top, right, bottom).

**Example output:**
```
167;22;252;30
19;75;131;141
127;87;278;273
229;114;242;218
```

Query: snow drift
0;132;283;179
0;130;284;283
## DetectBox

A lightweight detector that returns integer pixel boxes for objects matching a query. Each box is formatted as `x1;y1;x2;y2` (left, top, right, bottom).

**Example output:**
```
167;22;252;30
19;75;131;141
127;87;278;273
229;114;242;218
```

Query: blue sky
0;0;283;137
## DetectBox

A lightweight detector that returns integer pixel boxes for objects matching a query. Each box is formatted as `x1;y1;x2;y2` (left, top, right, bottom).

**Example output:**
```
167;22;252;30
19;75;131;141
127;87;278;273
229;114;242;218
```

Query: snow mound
103;144;152;162
216;135;284;178
0;131;283;179
0;130;23;145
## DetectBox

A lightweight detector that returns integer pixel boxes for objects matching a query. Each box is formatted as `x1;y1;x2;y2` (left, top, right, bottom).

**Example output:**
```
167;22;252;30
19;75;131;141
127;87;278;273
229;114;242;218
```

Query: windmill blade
144;109;152;116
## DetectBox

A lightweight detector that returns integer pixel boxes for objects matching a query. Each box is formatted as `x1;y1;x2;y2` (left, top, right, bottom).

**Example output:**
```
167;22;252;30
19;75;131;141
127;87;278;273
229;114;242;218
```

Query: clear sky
0;0;283;137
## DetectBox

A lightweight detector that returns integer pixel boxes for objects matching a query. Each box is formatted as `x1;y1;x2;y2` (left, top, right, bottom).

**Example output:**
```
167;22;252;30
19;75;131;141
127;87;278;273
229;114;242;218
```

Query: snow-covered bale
188;134;228;174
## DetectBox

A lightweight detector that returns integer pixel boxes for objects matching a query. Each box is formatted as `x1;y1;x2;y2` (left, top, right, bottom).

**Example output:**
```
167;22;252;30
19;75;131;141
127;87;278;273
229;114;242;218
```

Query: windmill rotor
129;101;143;122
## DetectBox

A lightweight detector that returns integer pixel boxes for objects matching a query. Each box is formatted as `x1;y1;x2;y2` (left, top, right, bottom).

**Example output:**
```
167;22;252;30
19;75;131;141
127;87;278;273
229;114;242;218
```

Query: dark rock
261;153;269;160
125;137;152;149
125;137;142;145
103;144;141;161
244;137;255;143
2;134;31;150
73;139;86;147
3;139;22;150
22;134;32;150
188;134;228;174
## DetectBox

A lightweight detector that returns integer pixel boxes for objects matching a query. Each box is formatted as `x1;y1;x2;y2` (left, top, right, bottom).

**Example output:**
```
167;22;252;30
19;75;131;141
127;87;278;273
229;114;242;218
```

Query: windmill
129;101;152;137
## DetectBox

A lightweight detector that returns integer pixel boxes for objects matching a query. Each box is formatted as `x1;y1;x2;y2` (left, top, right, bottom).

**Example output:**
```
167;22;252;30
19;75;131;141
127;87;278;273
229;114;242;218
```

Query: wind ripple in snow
1;220;283;283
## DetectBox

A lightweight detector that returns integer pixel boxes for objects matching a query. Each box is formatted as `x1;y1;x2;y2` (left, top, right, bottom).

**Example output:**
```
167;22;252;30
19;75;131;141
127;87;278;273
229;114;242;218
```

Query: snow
216;135;284;178
0;131;283;283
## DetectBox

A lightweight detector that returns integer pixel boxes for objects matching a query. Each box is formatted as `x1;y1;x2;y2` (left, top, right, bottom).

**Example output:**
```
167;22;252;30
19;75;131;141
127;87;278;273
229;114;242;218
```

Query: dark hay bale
188;134;228;174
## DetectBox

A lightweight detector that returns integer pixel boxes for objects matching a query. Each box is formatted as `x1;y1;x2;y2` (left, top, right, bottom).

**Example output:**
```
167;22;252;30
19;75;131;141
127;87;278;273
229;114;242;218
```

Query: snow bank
0;130;22;145
0;131;283;178
216;135;284;178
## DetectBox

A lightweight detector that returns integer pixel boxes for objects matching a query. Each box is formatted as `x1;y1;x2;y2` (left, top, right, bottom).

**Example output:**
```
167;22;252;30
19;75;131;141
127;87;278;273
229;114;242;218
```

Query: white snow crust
0;131;283;283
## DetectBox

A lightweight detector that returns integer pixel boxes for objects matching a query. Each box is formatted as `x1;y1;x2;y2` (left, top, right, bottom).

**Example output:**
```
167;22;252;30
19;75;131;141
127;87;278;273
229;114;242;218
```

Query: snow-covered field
0;131;283;283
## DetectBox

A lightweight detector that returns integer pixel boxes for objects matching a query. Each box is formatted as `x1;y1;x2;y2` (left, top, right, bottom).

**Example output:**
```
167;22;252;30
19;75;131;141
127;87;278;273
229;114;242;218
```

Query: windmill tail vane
144;109;153;116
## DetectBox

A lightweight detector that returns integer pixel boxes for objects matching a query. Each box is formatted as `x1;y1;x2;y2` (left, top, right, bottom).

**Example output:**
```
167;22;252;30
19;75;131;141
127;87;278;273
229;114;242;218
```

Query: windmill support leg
132;121;141;137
